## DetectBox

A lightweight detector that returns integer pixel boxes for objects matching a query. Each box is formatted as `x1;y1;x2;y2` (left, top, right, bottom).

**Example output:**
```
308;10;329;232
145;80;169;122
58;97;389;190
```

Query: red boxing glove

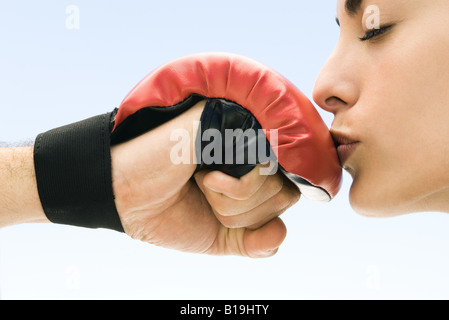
112;52;342;202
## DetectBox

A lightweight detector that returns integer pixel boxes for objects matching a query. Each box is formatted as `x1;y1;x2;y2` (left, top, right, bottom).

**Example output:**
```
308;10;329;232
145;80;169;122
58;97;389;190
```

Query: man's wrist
0;146;49;228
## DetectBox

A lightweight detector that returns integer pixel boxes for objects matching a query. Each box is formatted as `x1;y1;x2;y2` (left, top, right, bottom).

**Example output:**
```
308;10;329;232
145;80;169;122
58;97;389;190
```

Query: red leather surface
113;52;342;199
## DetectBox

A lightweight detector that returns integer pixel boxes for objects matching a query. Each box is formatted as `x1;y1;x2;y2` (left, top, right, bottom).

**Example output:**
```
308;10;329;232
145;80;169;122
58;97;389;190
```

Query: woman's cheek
345;90;426;216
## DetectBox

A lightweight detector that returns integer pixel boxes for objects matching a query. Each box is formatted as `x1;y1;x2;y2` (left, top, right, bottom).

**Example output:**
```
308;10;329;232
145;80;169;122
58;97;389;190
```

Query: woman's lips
331;131;360;166
336;142;360;166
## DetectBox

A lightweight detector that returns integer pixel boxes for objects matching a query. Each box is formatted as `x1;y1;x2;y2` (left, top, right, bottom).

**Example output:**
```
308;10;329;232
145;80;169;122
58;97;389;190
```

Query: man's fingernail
258;248;278;258
202;182;220;192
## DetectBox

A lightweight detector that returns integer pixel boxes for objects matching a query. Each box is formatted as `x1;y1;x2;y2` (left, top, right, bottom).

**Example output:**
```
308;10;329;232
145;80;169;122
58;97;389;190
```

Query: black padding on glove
110;94;205;145
33;113;124;232
194;99;276;178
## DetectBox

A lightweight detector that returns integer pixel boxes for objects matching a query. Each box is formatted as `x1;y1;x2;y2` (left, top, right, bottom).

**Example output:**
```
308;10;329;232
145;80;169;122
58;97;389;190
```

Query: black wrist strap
33;112;124;233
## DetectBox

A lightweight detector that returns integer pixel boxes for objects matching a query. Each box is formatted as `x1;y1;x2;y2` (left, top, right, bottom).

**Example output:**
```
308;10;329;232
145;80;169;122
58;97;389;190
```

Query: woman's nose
312;41;360;115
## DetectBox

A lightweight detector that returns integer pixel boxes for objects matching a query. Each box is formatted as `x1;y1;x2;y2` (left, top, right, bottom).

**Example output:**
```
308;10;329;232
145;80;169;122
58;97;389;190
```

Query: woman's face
313;0;449;217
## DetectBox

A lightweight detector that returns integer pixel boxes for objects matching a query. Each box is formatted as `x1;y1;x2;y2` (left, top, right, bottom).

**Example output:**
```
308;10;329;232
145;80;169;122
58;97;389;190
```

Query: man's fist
112;101;300;258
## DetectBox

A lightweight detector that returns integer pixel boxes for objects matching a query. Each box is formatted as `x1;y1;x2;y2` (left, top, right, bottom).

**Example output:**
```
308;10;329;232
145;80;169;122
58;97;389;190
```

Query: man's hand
112;101;301;258
0;101;300;258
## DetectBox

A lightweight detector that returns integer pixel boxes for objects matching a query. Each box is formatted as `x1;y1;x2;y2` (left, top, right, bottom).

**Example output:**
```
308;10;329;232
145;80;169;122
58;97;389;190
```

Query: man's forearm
0;147;49;227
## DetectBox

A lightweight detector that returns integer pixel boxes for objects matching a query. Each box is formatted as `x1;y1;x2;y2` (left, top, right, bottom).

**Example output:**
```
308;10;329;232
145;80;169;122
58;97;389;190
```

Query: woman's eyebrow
336;0;363;26
346;0;363;16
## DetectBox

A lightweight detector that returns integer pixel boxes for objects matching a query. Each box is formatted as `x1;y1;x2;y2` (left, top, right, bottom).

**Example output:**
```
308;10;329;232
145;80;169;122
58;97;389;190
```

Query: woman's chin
348;176;411;218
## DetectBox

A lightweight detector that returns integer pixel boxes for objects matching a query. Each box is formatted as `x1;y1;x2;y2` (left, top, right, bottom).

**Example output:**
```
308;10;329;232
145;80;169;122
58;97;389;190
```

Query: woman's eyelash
360;25;393;41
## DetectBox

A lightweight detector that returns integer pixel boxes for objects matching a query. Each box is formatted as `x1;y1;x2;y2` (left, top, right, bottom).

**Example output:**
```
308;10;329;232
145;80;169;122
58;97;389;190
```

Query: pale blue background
1;0;449;300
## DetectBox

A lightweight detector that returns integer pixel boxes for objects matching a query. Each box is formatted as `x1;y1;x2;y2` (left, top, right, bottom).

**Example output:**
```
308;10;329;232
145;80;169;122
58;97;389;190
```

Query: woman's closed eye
359;25;394;41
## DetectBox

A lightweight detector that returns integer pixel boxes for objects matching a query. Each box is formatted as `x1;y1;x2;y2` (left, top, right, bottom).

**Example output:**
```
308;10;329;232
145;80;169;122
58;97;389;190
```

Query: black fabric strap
33;113;124;232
